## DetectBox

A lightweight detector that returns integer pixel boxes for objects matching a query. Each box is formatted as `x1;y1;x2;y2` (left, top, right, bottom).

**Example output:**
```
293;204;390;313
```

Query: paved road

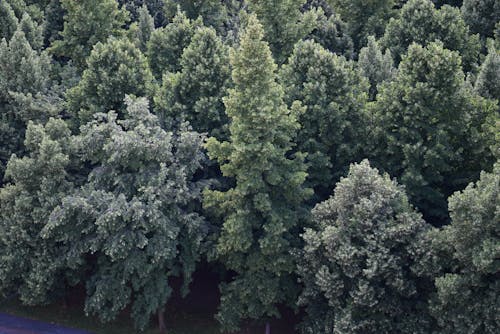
0;313;90;334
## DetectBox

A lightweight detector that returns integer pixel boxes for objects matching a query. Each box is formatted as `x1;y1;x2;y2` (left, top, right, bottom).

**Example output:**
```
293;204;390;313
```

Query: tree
147;10;201;79
429;163;499;333
358;36;395;100
18;12;43;50
0;118;75;305
203;15;311;331
475;44;500;101
297;160;433;334
163;0;229;33
134;4;155;53
66;38;154;127
309;12;354;58
118;0;167;27
50;0;129;70
280;39;369;200
155;26;230;139
248;0;320;64
461;0;500;39
43;0;65;46
381;0;480;71
44;97;208;331
370;42;497;224
0;0;18;42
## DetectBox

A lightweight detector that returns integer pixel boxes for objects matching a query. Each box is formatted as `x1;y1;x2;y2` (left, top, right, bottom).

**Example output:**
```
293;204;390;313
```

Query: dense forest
0;0;499;333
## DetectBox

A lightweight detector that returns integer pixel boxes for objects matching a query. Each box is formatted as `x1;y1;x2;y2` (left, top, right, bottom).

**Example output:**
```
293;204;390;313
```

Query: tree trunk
265;322;271;334
158;308;166;333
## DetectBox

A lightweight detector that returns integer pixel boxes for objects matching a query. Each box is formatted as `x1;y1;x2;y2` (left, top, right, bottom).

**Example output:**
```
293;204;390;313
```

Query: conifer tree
66;38;154;127
135;4;155;53
310;12;354;58
475;45;500;102
0;0;18;41
461;0;500;39
50;0;129;70
163;0;229;33
203;15;311;331
44;0;64;46
155;26;230;138
18;12;43;50
280;39;369;200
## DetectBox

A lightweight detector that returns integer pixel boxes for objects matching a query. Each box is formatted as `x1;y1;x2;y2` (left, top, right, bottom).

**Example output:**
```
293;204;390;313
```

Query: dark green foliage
203;15;311;331
43;0;65;46
44;97;208;330
382;0;481;70
147;11;201;79
475;45;500;101
429;163;499;333
118;0;166;27
0;118;75;304
66;38;154;127
0;0;18;42
370;42;497;223
461;0;500;39
309;12;354;58
134;4;155;52
50;0;129;70
281;39;369;200
155;26;230;138
163;0;229;33
298;160;433;334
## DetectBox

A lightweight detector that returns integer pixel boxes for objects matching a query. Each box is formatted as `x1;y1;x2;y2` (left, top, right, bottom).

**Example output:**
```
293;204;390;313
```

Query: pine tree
18;12;43;50
44;97;208;331
280;39;369;200
135;4;155;53
475;44;500;102
43;0;65;46
155;26;230;138
429;163;499;333
309;12;354;59
203;15;311;331
298;160;433;334
163;0;229;33
50;0;129;70
461;0;500;39
358;36;395;100
66;38;154;127
0;0;18;41
370;42;497;224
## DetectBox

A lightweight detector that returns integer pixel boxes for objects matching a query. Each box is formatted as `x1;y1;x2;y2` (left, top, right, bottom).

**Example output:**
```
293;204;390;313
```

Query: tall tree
429;163;499;333
0;0;18;41
45;97;208;331
298;160;433;334
66;38;154;127
50;0;129;70
155;26;230;138
309;11;354;58
134;4;155;53
461;0;500;39
163;0;229;33
382;0;481;71
280;39;369;200
475;44;500;102
370;42;497;224
203;15;311;331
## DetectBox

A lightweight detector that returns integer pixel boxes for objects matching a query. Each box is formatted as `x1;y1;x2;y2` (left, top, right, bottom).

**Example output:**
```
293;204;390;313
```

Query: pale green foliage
461;0;500;38
475;45;500;101
429;163;499;333
203;15;311;330
0;118;74;304
44;97;208;330
249;0;320;63
0;0;18;41
370;42;497;223
66;38;154;127
382;0;481;70
147;11;201;79
298;160;433;334
281;39;369;199
155;26;230;138
50;0;129;69
18;12;43;50
358;36;395;100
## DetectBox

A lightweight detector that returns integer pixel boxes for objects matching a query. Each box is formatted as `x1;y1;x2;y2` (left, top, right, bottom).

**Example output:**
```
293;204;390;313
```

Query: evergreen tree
203;15;311;331
45;97;208;331
461;0;500;39
370;42;497;223
309;12;354;58
280;39;369;200
18;12;43;50
0;0;18;42
475;45;500;101
248;0;320;64
66;38;154;127
135;4;155;53
118;0;167;27
147;11;201;79
155;26;230;138
382;0;480;71
43;0;65;46
298;160;433;334
358;36;395;100
429;163;499;333
163;0;229;33
50;0;129;70
0;118;75;305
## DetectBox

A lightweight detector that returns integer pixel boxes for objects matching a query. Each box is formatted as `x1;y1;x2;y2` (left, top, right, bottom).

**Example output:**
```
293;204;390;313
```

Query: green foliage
118;0;167;27
18;12;43;50
309;12;354;58
461;0;500;39
429;163;499;333
370;42;497;223
0;0;18;42
147;11;201;79
44;97;208;330
43;0;65;46
298;160;433;334
203;15;311;331
134;4;155;53
50;0;129;70
164;0;229;33
382;0;481;71
281;39;369;199
66;38;154;127
248;0;320;64
358;36;395;100
475;45;500;101
155;26;230;138
0;118;74;304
